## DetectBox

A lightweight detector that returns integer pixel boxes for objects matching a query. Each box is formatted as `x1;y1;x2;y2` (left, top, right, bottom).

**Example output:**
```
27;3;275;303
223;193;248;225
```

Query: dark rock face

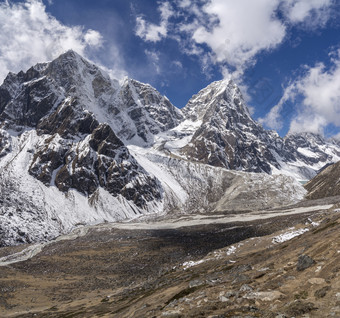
0;50;163;210
181;80;281;173
0;129;11;157
48;123;162;207
37;98;100;137
117;78;184;144
29;135;69;186
0;87;11;114
0;76;60;127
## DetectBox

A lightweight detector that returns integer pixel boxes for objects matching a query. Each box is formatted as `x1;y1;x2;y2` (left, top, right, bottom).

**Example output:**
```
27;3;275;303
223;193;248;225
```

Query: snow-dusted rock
0;51;165;245
150;79;340;181
0;50;337;246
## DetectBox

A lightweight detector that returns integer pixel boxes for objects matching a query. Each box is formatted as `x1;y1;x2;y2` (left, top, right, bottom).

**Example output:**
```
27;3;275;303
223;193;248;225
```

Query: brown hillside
305;161;340;200
0;203;339;317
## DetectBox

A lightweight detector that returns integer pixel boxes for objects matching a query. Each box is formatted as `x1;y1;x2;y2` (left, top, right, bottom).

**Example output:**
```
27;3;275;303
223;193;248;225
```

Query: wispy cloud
135;2;174;42
281;0;334;27
258;84;297;130
84;30;103;47
144;49;161;74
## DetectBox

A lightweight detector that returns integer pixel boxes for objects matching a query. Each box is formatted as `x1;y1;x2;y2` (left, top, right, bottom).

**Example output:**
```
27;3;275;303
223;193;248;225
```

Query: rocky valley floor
0;198;339;318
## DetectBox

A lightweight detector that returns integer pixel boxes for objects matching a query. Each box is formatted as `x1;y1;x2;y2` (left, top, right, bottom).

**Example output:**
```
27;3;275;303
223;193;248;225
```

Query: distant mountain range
0;50;338;245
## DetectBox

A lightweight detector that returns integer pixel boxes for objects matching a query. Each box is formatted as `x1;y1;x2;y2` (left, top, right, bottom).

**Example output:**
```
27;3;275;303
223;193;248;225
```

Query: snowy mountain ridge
152;79;340;180
0;50;338;245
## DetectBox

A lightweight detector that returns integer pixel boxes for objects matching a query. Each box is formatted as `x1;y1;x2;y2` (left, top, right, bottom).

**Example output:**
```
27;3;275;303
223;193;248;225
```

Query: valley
0;197;339;317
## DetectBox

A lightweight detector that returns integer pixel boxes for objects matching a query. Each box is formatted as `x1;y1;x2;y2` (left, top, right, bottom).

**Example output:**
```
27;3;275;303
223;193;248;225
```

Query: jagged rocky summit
154;79;340;179
0;50;338;245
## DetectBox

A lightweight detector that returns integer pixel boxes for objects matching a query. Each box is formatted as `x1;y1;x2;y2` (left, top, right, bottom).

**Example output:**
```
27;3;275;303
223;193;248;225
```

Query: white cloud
332;132;340;140
135;2;174;42
192;0;286;76
289;114;328;134
189;0;335;77
289;55;340;134
99;45;128;81
172;60;183;69
177;0;191;9
135;0;335;79
135;17;166;42
0;0;104;84
261;49;340;135
259;104;284;130
84;30;103;47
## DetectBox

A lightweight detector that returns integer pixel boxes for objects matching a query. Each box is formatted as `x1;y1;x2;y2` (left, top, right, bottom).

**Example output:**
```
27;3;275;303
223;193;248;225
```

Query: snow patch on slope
0;130;160;246
128;145;306;215
272;228;309;244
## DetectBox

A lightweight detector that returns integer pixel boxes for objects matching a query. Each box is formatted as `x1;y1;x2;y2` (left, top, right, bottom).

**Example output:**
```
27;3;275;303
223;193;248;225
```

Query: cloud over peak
191;0;286;75
0;0;103;83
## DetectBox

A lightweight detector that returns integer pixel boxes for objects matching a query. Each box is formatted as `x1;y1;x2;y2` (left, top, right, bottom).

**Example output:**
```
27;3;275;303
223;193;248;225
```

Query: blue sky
1;0;340;138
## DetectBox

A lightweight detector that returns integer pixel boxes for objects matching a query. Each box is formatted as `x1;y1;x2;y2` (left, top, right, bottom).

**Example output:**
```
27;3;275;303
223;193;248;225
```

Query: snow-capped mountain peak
183;79;251;123
0;51;339;246
146;76;340;179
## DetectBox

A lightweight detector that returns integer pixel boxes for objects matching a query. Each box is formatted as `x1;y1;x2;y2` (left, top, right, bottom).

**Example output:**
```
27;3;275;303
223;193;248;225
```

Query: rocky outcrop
114;78;184;145
0;50;167;246
0;50;163;209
